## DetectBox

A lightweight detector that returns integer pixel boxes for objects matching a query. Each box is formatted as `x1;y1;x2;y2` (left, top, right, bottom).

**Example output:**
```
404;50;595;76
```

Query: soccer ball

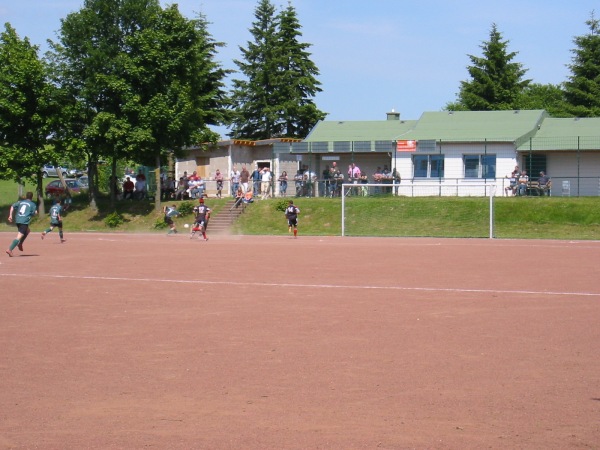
184;223;189;228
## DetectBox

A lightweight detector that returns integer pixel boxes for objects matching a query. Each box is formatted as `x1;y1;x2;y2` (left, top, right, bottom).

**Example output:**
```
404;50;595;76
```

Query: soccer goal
340;182;496;238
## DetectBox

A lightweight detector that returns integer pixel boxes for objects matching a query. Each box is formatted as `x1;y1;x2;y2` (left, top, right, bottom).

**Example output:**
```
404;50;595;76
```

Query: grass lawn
2;179;600;239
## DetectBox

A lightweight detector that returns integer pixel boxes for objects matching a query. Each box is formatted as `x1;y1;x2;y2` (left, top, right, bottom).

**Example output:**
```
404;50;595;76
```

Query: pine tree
564;12;600;117
230;0;324;139
452;24;530;111
230;0;281;139
276;2;325;138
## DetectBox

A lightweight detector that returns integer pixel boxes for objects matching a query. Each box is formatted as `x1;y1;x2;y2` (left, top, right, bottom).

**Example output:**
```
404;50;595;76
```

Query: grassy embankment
1;180;599;239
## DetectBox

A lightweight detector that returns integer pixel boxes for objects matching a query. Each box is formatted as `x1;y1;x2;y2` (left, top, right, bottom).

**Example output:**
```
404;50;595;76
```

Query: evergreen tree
276;2;325;138
564;12;600;117
451;24;530;111
231;0;280;139
230;0;324;139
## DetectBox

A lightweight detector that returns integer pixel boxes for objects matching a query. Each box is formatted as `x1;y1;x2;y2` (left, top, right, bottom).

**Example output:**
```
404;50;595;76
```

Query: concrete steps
207;199;246;234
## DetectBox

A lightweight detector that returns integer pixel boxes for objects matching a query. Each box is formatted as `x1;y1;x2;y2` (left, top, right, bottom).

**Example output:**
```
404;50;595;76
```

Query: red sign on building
396;140;417;152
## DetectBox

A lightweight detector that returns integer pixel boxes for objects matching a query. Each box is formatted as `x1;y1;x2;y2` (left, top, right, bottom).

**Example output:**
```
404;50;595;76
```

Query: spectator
243;190;254;204
278;171;288;196
135;169;146;183
251;166;262;195
517;170;529;196
322;165;331;196
215;169;224;198
161;176;175;201
123;176;134;200
174;176;188;200
233;186;244;209
260;167;272;200
134;176;147;200
505;166;520;196
189;176;205;199
538;171;551;196
230;165;240;197
240;165;250;193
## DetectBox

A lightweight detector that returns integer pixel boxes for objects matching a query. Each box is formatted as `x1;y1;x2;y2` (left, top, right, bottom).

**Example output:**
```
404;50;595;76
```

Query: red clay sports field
1;232;599;448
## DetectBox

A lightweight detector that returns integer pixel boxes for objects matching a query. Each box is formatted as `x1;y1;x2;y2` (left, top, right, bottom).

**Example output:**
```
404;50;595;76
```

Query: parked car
41;164;68;178
77;175;89;187
66;167;84;178
45;179;87;197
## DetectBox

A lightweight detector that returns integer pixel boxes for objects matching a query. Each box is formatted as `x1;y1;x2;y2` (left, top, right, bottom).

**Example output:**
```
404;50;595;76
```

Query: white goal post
338;182;497;239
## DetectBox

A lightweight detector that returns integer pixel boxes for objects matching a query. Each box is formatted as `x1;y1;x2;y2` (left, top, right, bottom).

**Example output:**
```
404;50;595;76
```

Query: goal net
340;182;496;238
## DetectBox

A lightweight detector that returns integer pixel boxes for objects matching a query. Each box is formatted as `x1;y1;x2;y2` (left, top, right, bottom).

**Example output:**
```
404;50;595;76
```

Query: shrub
104;211;124;228
275;199;289;212
153;217;168;229
177;201;195;216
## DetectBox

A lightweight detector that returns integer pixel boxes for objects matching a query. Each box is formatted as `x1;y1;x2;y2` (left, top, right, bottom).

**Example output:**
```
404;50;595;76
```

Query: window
413;155;445;178
464;154;496;179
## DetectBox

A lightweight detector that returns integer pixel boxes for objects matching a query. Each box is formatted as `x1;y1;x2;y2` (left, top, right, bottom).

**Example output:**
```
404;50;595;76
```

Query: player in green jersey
41;199;66;242
6;192;38;257
163;204;180;235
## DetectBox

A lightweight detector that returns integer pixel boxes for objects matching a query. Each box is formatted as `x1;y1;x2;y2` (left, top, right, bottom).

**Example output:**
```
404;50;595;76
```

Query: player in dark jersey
284;200;300;238
190;198;211;241
41;199;66;242
6;191;38;257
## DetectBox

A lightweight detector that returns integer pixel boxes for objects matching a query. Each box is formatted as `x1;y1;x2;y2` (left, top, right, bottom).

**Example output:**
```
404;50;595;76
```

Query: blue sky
1;0;598;137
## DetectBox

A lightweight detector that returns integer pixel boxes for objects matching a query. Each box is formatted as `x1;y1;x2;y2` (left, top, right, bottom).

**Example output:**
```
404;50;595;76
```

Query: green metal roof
301;110;600;152
304;119;417;142
516;117;600;151
395;110;547;143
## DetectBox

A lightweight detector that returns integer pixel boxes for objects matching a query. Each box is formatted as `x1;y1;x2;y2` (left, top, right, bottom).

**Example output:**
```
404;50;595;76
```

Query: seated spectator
161;176;176;201
538;171;551;196
134;178;147;200
243;190;254;204
505;166;520;196
174;176;188;200
233;186;244;208
189;177;205;199
517;170;528;196
123;176;134;200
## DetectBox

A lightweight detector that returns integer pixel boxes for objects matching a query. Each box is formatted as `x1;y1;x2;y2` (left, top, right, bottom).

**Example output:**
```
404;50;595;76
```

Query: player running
190;198;211;241
163;204;180;235
6;191;38;257
284;200;300;238
41;199;66;242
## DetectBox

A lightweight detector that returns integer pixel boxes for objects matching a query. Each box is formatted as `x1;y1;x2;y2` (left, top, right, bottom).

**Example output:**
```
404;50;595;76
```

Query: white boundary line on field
1;272;599;298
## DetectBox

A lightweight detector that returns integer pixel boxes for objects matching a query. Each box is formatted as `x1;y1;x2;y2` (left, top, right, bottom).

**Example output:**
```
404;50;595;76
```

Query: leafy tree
230;0;324;139
0;23;56;213
564;12;600;117
276;2;326;138
121;6;230;209
50;0;161;208
519;83;571;117
50;0;229;210
449;23;530;111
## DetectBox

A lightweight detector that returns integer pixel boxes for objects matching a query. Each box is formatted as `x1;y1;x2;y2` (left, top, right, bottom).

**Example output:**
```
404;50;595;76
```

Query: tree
50;0;161;208
276;2;326;138
564;11;600;117
230;0;280;139
0;23;56;214
50;0;229;210
519;83;571;117
230;0;324;139
121;6;230;209
450;23;530;111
